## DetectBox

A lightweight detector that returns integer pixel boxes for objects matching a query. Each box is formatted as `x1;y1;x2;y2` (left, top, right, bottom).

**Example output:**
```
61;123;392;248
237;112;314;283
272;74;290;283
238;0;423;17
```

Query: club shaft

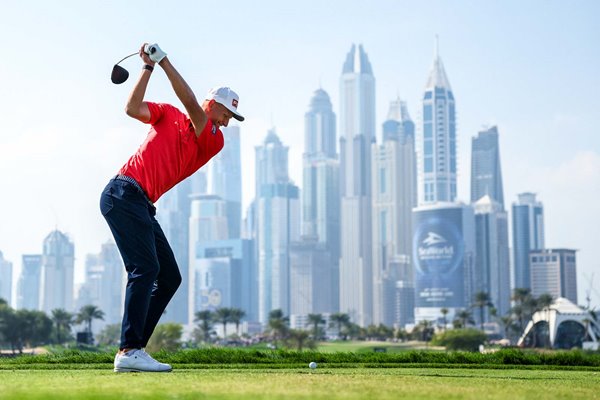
115;52;138;65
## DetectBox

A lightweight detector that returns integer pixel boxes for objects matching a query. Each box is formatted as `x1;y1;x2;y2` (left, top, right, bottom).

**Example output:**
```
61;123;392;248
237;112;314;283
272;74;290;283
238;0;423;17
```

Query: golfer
99;42;244;372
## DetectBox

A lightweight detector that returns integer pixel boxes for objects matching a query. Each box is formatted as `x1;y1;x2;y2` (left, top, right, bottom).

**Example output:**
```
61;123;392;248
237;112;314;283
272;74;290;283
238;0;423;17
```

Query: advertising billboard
413;206;466;309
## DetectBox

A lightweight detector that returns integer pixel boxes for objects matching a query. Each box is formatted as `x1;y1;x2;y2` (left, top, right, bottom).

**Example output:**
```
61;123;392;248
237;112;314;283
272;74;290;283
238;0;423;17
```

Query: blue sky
1;0;599;308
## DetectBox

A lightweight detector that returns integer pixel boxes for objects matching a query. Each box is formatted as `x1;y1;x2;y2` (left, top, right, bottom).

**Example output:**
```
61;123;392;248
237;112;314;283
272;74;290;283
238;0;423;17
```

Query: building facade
40;230;74;313
412;203;475;323
16;254;42;310
339;43;376;327
474;195;511;319
421;42;457;204
0;251;12;306
530;249;577;304
371;98;417;326
471;126;504;207
512;193;545;290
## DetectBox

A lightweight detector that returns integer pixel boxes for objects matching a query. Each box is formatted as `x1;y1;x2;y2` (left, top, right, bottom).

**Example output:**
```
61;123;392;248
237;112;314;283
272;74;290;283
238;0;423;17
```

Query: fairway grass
0;368;598;400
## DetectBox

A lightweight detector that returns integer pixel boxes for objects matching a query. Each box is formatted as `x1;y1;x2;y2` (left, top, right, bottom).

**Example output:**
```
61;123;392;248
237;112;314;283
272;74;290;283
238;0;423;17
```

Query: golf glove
144;43;167;63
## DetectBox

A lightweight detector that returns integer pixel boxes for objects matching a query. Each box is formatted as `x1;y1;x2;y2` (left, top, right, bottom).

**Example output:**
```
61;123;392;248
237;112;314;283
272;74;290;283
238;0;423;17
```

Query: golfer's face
210;102;233;128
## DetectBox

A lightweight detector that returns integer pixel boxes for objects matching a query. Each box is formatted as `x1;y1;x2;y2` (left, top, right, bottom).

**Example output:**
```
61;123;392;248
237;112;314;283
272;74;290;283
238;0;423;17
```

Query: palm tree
287;329;311;351
536;293;554;311
268;309;289;341
194;310;214;343
214;307;233;339
455;309;473;329
440;308;449;331
51;308;74;345
75;305;105;336
307;313;325;340
229;308;246;336
329;312;350;340
473;291;492;331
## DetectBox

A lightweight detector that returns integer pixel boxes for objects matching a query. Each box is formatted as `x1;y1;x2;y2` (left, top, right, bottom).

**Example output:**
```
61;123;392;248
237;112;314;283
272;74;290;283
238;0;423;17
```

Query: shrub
432;329;487;352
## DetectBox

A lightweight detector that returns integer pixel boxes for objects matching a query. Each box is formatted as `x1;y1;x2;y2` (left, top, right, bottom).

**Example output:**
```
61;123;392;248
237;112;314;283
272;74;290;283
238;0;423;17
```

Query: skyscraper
474;195;511;319
211;126;242;239
156;169;207;325
471;126;504;208
512;193;545;290
77;242;124;331
421;40;457;204
255;129;300;324
371;98;417;326
0;251;12;305
302;87;340;313
530;249;577;304
16;254;42;310
339;43;375;327
40;230;74;313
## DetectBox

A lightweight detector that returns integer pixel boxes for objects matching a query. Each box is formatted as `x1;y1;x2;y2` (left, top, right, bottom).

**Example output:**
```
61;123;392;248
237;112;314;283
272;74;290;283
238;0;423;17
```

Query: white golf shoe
114;349;172;373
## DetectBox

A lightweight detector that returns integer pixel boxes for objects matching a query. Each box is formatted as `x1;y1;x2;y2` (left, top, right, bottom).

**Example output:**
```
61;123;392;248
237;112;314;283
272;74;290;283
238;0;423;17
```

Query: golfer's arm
159;58;208;135
125;68;152;123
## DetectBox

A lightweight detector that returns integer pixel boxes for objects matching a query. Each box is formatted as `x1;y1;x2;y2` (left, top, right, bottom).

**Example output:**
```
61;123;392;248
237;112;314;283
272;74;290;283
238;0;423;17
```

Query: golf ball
309;362;317;369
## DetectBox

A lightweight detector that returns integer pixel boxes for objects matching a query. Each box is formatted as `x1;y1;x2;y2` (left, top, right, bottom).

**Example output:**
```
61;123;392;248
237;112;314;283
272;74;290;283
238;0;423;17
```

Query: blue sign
413;209;465;308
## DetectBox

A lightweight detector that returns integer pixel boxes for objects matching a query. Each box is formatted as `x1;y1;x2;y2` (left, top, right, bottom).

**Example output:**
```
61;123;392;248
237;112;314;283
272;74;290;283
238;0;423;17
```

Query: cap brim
232;112;244;122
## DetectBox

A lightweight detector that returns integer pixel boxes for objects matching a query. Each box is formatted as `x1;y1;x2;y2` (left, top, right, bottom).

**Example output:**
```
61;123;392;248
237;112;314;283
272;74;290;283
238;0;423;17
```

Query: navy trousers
99;177;182;349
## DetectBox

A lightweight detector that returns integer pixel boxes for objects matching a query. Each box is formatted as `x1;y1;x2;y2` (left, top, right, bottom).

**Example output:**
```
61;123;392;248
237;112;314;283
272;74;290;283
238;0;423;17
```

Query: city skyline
0;1;598;310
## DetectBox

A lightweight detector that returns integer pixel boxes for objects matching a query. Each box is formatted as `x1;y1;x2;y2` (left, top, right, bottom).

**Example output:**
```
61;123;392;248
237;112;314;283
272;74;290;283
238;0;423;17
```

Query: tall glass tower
255;129;300;324
421;40;456;204
471;126;504;208
339;43;376;326
512;193;545;290
302;88;340;265
40;230;74;313
211;126;242;239
372;98;417;326
156;169;206;325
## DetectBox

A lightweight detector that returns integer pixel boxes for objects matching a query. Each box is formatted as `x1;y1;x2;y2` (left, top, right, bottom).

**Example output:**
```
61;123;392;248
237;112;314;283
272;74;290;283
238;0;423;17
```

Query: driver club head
111;64;129;84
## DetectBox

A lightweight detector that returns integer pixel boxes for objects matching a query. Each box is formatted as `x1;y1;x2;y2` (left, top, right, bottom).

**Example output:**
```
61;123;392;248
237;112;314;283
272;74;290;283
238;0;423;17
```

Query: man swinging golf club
100;42;244;372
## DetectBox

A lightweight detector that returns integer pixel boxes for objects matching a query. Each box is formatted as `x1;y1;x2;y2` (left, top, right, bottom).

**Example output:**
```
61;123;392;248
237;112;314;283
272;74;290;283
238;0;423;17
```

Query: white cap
205;87;244;121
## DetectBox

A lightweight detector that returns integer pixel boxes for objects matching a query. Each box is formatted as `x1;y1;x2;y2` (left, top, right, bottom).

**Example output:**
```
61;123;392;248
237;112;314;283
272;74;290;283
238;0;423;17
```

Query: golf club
110;52;138;84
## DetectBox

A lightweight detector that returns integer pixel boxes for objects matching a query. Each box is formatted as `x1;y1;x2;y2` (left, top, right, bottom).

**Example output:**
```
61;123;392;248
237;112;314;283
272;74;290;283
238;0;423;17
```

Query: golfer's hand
139;43;155;66
144;43;167;64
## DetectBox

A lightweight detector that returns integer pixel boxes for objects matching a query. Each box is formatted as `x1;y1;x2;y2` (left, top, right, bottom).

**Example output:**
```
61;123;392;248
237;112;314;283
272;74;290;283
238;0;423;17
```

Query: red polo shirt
118;102;224;203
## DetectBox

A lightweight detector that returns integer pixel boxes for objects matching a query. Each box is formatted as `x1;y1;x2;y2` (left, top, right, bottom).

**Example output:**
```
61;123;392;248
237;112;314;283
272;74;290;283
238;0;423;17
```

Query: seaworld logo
422;232;446;246
419;232;454;260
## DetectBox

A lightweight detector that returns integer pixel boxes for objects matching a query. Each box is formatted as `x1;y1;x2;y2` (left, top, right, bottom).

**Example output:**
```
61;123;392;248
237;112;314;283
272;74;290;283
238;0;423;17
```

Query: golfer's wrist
143;64;154;72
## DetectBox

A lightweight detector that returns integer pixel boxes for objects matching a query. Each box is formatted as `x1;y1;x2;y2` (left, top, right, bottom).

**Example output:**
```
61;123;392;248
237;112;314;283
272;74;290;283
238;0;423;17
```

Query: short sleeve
145;102;166;125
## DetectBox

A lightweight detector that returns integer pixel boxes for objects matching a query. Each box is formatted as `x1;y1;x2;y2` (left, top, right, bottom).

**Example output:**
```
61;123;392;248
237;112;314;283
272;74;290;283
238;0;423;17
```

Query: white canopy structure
518;297;600;350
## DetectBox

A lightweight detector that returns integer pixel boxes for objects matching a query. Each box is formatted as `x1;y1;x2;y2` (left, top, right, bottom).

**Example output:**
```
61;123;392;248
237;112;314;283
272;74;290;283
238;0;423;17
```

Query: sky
0;0;599;309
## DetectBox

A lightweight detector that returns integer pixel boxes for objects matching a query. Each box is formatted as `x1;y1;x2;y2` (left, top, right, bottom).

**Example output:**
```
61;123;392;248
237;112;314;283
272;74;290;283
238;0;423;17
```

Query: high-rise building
40;230;75;313
471;126;504;208
474;195;511;320
530;249;577;304
289;236;336;320
77;242;124;331
512;193;545;290
412;203;475;323
190;238;256;324
339;43;375;327
0;251;13;305
16;254;42;310
156;169;207;325
421;40;457;204
255;129;300;324
211;126;242;239
302;87;340;313
371;98;417;326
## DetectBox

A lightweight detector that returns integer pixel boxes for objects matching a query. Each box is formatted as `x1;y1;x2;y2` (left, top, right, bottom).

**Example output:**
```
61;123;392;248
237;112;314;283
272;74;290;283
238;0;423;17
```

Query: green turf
0;368;598;399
